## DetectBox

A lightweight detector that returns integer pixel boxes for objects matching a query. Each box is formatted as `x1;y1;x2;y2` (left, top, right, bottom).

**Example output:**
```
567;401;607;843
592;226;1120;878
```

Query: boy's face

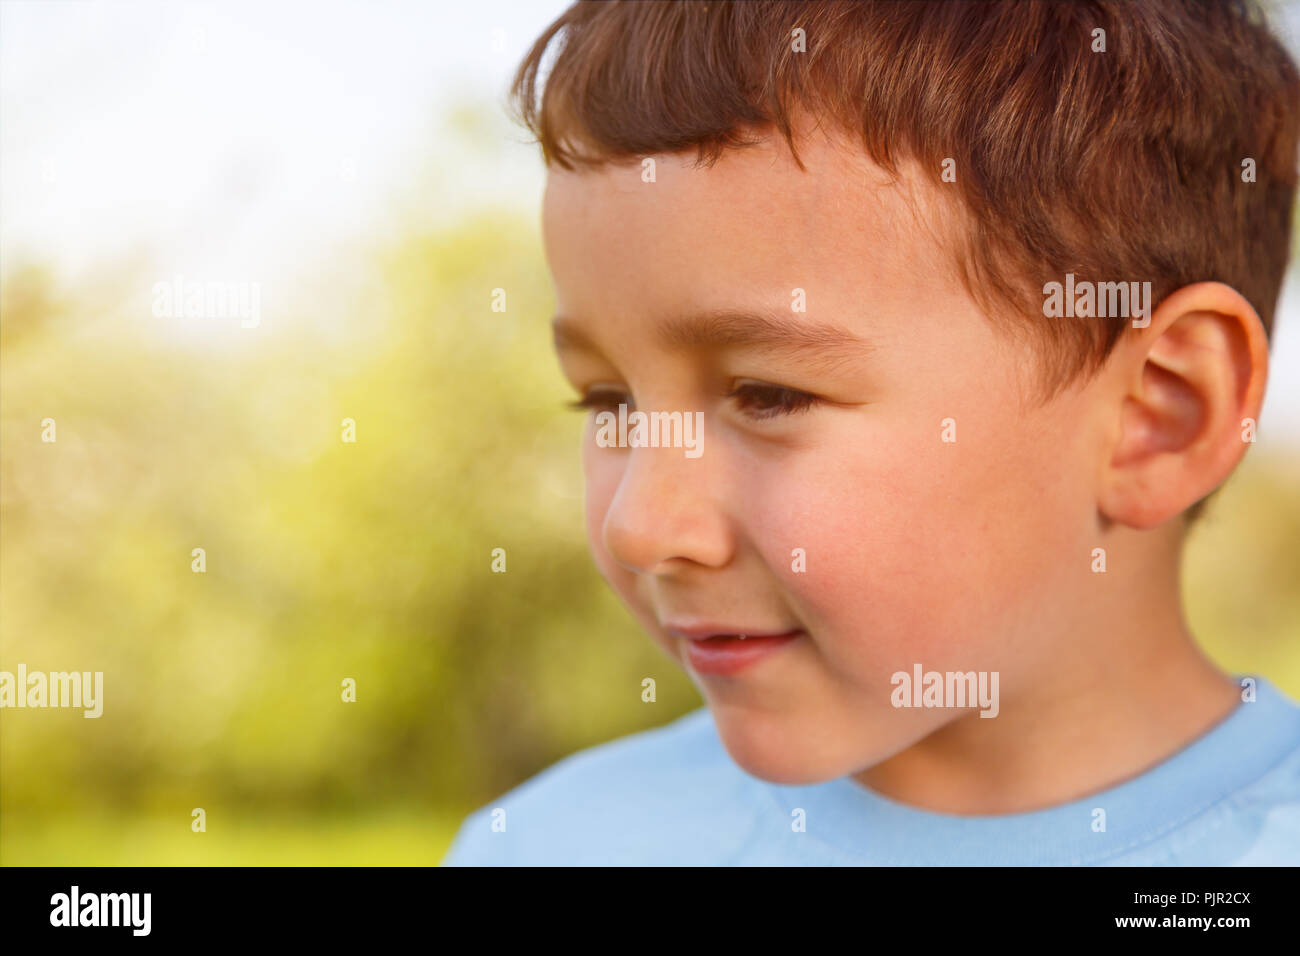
545;129;1109;785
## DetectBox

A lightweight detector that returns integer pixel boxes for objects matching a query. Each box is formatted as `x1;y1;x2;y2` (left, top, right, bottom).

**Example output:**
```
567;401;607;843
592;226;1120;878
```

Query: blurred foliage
0;207;1297;865
0;213;701;865
1184;455;1300;679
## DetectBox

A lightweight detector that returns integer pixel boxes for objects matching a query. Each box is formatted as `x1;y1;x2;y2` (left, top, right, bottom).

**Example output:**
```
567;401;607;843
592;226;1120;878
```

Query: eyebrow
552;307;874;371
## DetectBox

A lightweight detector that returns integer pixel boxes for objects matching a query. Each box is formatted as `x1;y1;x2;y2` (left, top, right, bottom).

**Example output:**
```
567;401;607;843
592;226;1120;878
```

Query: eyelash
727;382;821;420
566;383;823;421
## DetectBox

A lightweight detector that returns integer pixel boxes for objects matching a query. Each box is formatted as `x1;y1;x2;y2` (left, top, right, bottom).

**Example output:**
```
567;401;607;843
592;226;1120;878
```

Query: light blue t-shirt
442;677;1300;865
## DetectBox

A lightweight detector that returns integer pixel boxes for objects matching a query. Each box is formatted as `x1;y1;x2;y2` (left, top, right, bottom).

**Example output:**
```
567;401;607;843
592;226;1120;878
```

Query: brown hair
511;0;1300;393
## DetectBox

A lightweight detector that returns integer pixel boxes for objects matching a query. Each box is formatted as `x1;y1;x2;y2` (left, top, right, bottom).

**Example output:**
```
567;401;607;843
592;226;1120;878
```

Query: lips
664;624;805;677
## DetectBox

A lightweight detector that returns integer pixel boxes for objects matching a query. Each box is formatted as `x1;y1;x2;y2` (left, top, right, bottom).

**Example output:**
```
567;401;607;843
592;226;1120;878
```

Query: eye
566;386;632;414
727;380;822;420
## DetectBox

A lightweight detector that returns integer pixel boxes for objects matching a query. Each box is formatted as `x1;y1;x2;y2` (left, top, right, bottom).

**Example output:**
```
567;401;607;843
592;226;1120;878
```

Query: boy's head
514;1;1299;785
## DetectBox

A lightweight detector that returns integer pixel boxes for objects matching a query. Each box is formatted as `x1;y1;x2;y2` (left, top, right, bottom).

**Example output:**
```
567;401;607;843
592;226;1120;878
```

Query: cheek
747;404;1080;683
745;448;954;685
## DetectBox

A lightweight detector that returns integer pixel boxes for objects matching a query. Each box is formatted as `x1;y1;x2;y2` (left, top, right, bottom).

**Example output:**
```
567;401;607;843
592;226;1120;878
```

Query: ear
1098;281;1269;529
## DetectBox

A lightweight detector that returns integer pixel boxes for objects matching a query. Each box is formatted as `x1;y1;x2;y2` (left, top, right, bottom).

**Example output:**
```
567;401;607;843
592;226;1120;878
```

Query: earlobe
1098;282;1268;529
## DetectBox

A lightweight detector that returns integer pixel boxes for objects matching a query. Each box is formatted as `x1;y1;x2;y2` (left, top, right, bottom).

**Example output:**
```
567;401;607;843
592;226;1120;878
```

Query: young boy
444;0;1300;865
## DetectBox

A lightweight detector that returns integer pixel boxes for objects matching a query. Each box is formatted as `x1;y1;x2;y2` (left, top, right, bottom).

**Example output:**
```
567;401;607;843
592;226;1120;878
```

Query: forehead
541;128;966;327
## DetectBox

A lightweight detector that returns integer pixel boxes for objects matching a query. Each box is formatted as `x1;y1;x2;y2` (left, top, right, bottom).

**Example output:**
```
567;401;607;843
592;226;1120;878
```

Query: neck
854;526;1241;815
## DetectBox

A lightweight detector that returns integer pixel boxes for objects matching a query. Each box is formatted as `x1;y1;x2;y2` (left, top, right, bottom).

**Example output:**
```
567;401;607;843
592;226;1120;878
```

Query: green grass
1;807;465;866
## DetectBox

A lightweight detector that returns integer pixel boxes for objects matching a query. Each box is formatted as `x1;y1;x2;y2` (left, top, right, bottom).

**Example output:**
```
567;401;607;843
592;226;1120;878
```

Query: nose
601;442;735;575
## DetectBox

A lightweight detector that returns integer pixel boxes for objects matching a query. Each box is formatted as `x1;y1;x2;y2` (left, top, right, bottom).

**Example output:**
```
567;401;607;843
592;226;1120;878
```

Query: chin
707;707;865;786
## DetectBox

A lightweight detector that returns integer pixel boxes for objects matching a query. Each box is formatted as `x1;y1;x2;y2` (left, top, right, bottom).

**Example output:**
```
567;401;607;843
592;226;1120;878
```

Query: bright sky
4;0;1300;445
0;0;561;285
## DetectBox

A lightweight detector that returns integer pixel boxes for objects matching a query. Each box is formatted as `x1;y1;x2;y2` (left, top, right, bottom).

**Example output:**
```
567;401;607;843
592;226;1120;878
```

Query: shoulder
441;708;767;865
1222;729;1300;864
1140;679;1300;865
